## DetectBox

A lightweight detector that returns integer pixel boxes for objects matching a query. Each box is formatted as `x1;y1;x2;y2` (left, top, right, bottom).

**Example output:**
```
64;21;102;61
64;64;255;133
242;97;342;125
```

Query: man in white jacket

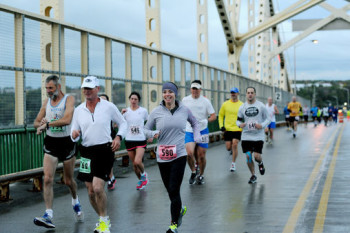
71;76;127;233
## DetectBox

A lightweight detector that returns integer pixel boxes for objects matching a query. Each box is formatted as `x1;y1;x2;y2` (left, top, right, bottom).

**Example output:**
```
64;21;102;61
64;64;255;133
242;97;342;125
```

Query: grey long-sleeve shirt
236;100;270;141
144;100;201;163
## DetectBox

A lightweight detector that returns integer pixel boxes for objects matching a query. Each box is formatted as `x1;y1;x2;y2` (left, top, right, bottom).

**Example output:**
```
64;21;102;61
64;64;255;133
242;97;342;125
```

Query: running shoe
34;212;55;228
107;177;116;190
230;162;236;172
196;175;205;185
73;201;84;222
259;162;265;175
189;173;197;185
136;180;143;190
137;172;149;190
177;206;187;227
94;218;111;233
195;164;200;176
166;223;178;233
293;133;296;138
265;134;269;142
248;175;257;184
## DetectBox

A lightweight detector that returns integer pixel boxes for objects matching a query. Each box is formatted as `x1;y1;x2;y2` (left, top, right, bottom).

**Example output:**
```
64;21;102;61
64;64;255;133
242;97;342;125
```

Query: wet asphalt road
1;121;349;233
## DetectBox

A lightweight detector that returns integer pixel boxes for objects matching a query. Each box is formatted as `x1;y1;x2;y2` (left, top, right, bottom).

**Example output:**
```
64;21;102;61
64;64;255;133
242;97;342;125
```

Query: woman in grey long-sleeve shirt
145;82;200;233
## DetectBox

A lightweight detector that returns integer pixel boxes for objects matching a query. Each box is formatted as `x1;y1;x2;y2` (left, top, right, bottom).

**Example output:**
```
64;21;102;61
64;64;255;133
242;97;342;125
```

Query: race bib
50;119;64;132
200;134;209;144
286;115;290;118
79;157;91;174
130;125;140;135
247;121;258;131
158;145;177;160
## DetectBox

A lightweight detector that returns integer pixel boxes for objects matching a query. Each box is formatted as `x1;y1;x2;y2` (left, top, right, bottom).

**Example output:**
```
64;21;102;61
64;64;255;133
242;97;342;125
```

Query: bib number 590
158;145;177;161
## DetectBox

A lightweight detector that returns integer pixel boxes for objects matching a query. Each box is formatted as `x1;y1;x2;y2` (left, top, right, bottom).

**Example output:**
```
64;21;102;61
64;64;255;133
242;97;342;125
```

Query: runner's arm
218;104;225;128
208;113;216;122
49;95;75;127
236;106;245;128
33;99;48;128
187;108;201;142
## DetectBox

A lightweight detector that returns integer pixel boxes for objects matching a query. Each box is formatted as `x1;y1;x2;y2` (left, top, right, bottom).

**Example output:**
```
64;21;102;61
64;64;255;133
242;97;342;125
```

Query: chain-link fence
0;5;309;129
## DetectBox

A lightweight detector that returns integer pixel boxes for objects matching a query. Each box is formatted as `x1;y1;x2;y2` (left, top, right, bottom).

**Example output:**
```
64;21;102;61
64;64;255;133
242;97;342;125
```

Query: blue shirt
283;106;289;116
310;107;318;117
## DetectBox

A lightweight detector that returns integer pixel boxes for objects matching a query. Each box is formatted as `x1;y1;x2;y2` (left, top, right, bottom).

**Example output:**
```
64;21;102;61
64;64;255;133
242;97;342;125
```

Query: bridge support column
145;0;162;111
197;0;208;64
14;14;24;125
40;0;64;103
80;32;89;102
105;38;112;99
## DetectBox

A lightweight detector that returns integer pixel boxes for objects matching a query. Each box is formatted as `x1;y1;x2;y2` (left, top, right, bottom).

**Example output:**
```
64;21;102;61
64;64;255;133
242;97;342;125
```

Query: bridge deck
1;122;349;233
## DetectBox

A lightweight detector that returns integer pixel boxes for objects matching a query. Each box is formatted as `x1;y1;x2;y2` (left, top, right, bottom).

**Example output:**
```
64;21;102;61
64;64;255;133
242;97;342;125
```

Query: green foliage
297;81;350;108
0;92;15;127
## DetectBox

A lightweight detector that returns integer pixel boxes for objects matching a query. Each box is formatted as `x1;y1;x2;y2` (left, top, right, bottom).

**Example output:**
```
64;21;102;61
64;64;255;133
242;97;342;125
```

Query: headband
162;82;178;96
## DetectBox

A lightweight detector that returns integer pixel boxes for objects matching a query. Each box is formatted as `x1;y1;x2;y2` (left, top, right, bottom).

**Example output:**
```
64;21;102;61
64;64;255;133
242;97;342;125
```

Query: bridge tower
145;0;162;110
39;0;65;102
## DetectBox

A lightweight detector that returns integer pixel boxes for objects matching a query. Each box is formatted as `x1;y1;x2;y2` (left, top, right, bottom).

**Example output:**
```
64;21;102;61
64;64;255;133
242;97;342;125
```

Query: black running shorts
241;140;264;154
77;143;114;182
223;131;242;141
43;135;76;161
125;140;147;151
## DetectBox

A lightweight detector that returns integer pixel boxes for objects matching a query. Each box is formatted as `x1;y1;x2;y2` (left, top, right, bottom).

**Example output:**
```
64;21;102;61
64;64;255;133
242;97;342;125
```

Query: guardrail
0;117;293;202
0;131;223;202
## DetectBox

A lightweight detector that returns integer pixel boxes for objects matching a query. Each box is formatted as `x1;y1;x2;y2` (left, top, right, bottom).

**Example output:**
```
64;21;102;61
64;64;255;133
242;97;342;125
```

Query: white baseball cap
81;76;99;89
191;82;201;89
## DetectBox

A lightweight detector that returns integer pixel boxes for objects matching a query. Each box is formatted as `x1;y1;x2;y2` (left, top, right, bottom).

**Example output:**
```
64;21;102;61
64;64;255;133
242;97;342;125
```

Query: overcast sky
0;0;349;81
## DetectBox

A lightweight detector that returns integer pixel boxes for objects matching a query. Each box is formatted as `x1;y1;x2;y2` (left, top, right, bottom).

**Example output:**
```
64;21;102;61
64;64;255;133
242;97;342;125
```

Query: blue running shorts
185;128;209;148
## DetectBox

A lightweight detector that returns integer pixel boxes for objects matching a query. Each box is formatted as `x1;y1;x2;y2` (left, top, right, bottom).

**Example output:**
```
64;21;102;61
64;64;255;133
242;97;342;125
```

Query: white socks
46;209;53;218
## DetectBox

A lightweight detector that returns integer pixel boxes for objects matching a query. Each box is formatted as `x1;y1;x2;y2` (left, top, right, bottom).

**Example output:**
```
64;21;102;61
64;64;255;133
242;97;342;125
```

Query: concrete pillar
145;0;161;111
197;0;208;64
40;0;64;102
14;14;24;125
105;38;112;99
80;32;88;102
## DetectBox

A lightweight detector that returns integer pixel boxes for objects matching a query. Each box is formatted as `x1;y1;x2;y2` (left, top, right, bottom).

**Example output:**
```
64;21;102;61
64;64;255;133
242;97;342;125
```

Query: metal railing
0;4;309;130
0;4;310;200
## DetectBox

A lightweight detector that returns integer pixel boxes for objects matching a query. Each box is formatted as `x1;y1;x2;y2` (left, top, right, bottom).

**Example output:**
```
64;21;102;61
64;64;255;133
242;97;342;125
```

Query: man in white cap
71;76;127;233
182;80;216;185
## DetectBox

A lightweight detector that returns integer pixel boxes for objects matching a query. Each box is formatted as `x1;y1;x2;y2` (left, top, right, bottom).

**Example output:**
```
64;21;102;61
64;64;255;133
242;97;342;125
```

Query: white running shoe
230;162;236;172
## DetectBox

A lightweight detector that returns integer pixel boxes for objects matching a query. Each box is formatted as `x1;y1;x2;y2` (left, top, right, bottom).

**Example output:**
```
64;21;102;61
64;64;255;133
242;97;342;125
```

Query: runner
322;105;329;126
144;82;201;233
121;91;150;190
283;102;291;130
237;87;270;184
310;105;318;127
182;80;216;185
332;106;338;123
33;75;83;229
303;105;310;125
218;87;243;172
264;97;279;145
328;103;335;125
99;94;117;190
287;96;302;138
71;76;127;233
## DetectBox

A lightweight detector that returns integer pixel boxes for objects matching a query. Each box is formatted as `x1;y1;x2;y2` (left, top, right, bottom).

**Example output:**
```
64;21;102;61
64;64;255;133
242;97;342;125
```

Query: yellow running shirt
218;100;243;132
288;101;302;117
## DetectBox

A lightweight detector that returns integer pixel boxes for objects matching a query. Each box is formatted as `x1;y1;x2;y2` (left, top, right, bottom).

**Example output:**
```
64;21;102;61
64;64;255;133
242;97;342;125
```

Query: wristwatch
46;122;50;129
